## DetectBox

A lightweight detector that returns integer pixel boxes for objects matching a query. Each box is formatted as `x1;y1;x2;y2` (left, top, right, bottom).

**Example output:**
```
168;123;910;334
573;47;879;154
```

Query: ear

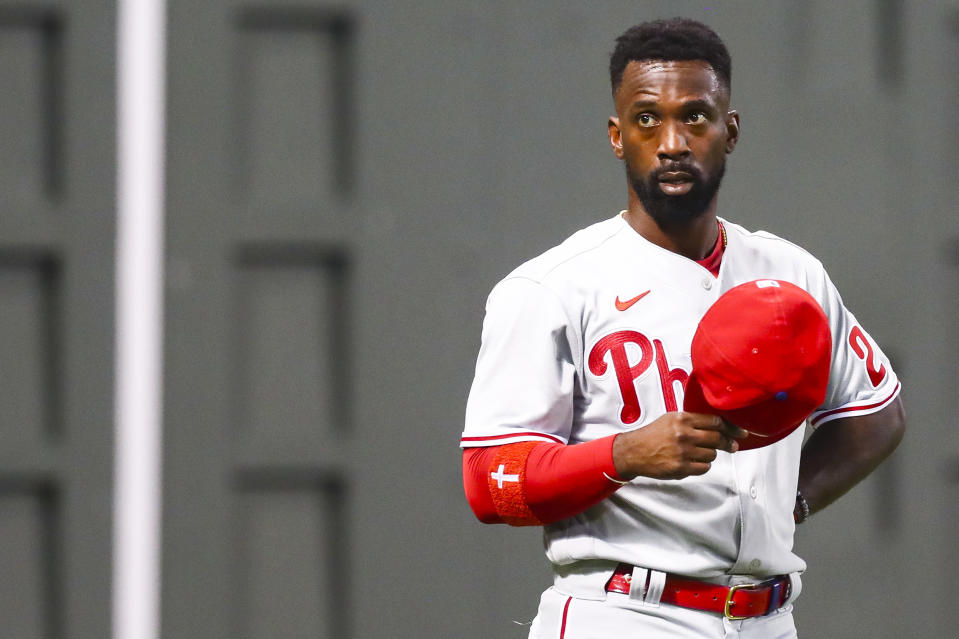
724;110;740;153
608;116;624;159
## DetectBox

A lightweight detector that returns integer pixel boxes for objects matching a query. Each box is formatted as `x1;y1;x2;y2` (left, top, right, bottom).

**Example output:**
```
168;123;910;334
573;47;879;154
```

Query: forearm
462;437;626;526
797;396;905;515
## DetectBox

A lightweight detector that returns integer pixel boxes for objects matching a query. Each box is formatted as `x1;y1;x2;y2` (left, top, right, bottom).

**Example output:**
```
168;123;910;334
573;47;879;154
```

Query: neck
622;197;720;260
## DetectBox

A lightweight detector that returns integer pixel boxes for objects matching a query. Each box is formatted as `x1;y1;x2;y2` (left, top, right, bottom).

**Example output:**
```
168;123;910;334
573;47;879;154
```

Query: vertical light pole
114;0;167;637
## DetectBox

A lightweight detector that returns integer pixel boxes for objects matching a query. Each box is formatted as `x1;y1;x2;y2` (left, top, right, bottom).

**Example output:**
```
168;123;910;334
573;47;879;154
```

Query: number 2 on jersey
848;326;886;387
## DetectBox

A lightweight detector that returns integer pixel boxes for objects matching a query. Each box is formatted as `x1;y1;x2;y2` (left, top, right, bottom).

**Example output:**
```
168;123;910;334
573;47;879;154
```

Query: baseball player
460;18;905;639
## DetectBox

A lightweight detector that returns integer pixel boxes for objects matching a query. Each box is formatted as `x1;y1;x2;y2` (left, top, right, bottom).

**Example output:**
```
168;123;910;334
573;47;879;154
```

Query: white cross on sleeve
490;464;519;489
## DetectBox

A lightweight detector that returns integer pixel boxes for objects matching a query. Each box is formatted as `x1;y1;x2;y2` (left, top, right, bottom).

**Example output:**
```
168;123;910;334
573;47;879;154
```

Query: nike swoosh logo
615;290;651;311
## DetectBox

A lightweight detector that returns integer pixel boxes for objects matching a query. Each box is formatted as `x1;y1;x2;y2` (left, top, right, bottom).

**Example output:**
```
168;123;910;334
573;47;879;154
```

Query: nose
657;122;691;161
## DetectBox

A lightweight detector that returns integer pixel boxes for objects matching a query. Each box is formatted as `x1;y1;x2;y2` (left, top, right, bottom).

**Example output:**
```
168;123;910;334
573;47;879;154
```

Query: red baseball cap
683;279;832;451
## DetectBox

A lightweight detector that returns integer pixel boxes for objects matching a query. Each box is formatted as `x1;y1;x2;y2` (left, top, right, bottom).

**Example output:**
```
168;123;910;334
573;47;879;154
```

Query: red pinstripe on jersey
809;381;900;427
559;596;572;638
460;431;566;446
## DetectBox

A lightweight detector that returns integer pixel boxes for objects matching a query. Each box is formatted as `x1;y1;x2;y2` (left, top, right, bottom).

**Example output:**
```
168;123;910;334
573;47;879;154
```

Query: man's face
608;60;739;229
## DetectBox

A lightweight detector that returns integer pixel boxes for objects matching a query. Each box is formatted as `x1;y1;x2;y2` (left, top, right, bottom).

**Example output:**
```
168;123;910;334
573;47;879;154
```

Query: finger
685;413;726;431
720;430;740;453
714;433;737;454
689;429;733;451
685;461;712;476
720;419;749;440
690;446;719;464
688;429;739;454
685;413;749;440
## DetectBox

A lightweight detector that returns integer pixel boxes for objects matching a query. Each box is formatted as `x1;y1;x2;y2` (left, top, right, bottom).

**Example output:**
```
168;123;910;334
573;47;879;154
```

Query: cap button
774;391;788;401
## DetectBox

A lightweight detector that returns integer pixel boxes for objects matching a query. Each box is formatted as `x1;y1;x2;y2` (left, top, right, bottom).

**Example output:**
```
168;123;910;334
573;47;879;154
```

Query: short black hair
609;18;731;96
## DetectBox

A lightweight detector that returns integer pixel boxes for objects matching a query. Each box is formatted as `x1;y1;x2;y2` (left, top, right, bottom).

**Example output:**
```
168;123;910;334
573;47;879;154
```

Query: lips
656;170;695;195
657;171;693;183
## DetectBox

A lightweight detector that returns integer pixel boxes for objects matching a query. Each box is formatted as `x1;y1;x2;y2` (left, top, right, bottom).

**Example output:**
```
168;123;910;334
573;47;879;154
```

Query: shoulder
503;214;628;285
720;219;848;317
723;218;826;276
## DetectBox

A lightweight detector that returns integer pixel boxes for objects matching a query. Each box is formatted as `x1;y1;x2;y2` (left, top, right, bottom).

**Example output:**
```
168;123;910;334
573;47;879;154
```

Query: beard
627;158;726;232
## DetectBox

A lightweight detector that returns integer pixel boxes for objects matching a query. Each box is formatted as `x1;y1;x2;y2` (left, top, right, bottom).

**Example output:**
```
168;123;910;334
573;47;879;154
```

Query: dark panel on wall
0;8;63;205
0;254;62;445
232;472;348;639
0;481;61;639
233;246;351;450
234;8;355;207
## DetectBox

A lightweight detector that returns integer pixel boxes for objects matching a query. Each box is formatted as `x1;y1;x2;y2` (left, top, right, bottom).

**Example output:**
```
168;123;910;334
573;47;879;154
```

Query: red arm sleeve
462;436;628;526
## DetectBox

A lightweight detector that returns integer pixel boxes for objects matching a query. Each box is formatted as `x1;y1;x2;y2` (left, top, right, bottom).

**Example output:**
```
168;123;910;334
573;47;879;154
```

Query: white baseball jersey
461;213;900;580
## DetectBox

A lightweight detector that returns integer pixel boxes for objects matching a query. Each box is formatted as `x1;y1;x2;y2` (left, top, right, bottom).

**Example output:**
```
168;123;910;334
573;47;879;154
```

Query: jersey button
749;558;762;569
701;278;713;290
749;485;758;499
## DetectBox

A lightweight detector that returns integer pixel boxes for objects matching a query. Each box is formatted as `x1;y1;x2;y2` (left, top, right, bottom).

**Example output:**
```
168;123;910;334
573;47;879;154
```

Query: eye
637;113;659;128
687;111;708;125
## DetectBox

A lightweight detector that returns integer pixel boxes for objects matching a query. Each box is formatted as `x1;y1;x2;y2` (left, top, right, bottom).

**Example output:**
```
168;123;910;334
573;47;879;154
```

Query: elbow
465;497;504;525
868;395;906;462
886;395;907;450
462;449;504;524
476;512;505;525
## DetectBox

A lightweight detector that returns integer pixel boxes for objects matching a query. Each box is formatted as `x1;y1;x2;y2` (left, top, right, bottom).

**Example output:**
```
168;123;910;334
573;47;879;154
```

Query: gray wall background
1;1;957;638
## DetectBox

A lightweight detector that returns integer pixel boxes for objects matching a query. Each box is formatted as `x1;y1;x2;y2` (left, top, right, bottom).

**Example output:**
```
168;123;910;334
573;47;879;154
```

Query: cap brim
734;422;798;451
684;373;806;451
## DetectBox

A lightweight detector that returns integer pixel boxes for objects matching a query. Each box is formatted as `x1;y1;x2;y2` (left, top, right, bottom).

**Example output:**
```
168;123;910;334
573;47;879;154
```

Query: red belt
605;563;791;620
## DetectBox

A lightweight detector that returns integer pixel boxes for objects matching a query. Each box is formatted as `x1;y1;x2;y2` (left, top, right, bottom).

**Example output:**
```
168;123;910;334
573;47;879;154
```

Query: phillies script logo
588;330;688;424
